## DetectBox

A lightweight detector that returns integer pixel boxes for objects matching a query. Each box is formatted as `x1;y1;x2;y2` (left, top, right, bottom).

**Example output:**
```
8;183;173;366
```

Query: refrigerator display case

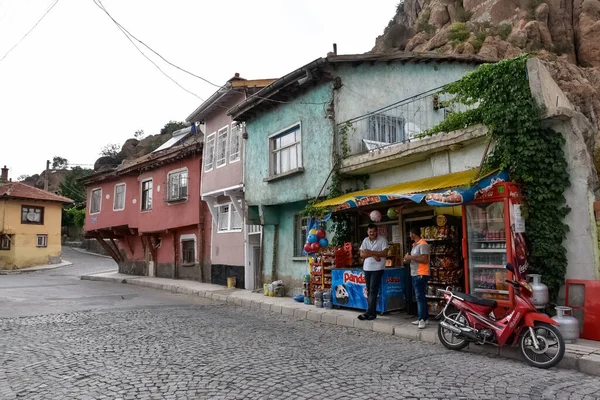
462;181;529;305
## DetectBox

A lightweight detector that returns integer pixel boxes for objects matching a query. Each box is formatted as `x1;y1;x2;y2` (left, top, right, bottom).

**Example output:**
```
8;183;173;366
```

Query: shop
304;168;528;317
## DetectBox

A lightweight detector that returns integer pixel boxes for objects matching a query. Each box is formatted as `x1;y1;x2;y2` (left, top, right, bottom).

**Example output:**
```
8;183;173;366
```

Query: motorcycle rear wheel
519;322;565;369
438;312;470;351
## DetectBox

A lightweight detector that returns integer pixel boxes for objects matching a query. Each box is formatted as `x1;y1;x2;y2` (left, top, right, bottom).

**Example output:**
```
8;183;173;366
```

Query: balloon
303;243;312;253
319;238;329;248
369;210;382;222
309;228;318;235
310;242;321;252
307;234;318;244
316;228;326;239
387;208;397;219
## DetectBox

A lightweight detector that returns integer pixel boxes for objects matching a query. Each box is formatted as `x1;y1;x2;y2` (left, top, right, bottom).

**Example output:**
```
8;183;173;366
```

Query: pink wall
84;175;139;231
202;93;245;195
211;229;244;266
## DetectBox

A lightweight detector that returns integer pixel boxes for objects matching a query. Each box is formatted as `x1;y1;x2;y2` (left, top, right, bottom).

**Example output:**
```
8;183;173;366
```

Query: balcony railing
247;225;262;234
336;88;472;158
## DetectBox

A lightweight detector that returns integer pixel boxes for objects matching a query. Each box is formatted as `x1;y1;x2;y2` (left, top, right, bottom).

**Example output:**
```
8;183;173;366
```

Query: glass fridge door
465;201;509;301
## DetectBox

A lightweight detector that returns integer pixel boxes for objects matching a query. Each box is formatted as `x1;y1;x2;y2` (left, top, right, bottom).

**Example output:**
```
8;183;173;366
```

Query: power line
0;0;59;64
92;0;204;101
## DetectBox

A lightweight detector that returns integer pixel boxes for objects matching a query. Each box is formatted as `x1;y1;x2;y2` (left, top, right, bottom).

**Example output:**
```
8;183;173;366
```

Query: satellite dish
26;212;38;222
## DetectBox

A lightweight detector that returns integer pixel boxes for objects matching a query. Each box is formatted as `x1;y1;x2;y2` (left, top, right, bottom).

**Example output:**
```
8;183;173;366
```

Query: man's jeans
365;270;384;317
412;275;430;321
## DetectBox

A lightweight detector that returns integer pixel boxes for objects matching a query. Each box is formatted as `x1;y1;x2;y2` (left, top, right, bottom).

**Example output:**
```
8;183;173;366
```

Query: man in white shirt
358;224;389;320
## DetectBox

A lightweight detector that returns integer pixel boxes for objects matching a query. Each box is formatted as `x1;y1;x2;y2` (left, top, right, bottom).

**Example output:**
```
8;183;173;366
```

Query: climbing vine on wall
428;55;570;301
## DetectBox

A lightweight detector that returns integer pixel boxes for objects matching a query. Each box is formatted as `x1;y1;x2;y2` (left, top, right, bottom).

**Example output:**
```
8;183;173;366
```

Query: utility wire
92;0;220;89
0;0;59;64
92;0;204;101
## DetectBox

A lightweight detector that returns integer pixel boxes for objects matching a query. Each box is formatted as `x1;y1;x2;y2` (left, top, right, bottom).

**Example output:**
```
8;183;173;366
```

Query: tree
99;143;120;157
160;120;187;136
52;156;69;169
134;129;145;139
58;166;93;207
17;174;30;181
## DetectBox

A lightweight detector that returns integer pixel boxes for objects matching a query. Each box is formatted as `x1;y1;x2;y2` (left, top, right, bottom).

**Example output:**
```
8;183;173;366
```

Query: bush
473;31;487;53
455;5;472;23
498;24;512;40
449;22;470;44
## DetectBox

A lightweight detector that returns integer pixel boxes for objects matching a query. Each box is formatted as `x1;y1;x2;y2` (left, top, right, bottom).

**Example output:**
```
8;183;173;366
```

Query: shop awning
314;169;509;211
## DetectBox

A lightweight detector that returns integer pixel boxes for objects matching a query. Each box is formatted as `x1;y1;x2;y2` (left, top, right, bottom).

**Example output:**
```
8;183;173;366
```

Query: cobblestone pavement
1;300;600;400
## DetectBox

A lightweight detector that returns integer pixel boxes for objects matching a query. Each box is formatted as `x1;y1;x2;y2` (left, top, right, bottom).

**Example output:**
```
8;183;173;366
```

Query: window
141;179;153;211
181;240;195;264
367;114;405;148
270;123;302;176
204;133;216;171
90;188;102;214
216;126;229;167
36;234;48;248
21;206;44;224
167;170;188;202
0;235;11;250
229;122;242;162
113;183;126;211
294;215;309;257
217;203;243;232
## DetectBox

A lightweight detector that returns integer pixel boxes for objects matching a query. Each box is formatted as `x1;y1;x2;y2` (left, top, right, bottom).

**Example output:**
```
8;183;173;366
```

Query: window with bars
141;179;153;211
204;133;216;171
217;203;243;232
229;122;242;162
216;126;229;167
167;170;188;202
0;235;11;250
21;205;44;224
270;123;302;176
294;215;309;257
181;239;195;264
90;189;102;214
367;114;405;148
36;234;48;248
113;183;126;211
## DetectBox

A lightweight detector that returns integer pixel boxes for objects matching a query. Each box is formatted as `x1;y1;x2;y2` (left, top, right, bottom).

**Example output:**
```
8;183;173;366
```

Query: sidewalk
81;271;600;377
0;260;72;275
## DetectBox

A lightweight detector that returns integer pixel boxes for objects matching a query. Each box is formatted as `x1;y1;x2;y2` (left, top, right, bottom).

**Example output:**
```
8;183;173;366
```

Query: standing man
404;227;430;329
358;224;389;321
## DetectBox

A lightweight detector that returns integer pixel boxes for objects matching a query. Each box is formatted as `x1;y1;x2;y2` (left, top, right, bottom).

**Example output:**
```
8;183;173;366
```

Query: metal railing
336;88;473;158
247;225;262;234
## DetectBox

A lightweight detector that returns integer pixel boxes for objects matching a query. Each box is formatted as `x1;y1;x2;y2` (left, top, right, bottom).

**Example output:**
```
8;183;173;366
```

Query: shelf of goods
310;250;334;300
420;222;463;315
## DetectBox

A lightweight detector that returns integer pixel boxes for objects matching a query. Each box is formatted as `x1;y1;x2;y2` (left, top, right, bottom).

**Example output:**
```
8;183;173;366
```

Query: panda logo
335;284;349;305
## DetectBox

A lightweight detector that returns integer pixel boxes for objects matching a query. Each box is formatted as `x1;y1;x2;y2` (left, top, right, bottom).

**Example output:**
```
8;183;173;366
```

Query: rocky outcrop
92;134;172;171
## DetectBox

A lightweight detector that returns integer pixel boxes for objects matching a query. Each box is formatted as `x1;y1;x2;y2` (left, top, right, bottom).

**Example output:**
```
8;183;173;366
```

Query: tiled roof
0;182;73;203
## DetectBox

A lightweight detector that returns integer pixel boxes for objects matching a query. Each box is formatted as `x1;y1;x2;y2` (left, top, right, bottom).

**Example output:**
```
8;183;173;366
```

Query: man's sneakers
358;313;376;321
412;319;428;329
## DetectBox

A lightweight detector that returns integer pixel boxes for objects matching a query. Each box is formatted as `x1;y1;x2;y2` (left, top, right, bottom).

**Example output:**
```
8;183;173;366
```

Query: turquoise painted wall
244;82;334;206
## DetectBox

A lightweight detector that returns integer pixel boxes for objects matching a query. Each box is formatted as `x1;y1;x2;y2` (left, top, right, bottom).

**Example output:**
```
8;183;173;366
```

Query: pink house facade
187;75;275;290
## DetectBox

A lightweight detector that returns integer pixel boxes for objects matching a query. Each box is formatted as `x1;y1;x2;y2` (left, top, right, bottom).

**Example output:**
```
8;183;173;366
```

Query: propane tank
527;274;549;310
552;306;579;343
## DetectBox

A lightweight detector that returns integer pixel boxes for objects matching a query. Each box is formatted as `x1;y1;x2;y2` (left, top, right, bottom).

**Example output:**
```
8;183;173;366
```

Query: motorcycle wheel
519;322;565;369
438;312;470;351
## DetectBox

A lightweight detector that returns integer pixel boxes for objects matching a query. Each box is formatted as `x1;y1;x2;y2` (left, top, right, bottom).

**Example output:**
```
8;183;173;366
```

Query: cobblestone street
1;252;600;399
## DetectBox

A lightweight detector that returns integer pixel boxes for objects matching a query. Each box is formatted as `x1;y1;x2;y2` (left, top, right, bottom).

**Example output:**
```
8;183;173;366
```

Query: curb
81;274;600;377
0;261;73;275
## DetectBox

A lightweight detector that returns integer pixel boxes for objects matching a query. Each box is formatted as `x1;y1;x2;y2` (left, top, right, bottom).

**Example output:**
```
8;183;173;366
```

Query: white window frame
215;202;243;233
90;188;102;215
204;133;216;172
180;234;197;264
36;234;48;248
216;125;229;168
167;168;188;202
294;215;309;257
229;122;243;163
269;122;302;177
141;179;153;212
113;183;126;211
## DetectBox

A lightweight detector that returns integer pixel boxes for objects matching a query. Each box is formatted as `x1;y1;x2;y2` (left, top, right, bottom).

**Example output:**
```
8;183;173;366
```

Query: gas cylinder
527;274;549;310
552;306;579;343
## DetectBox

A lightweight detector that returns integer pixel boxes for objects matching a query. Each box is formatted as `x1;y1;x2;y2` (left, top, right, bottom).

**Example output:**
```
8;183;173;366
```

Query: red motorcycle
436;264;565;369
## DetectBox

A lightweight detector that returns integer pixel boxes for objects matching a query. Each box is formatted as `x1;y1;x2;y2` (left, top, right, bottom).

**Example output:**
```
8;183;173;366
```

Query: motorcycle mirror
505;263;514;273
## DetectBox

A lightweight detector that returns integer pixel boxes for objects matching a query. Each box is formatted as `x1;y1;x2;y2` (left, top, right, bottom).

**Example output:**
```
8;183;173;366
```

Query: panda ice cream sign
331;268;405;313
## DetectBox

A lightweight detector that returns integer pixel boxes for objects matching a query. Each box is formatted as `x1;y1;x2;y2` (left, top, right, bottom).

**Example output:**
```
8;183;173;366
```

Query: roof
228;52;497;121
0;182;73;204
152;124;197;153
186;76;277;123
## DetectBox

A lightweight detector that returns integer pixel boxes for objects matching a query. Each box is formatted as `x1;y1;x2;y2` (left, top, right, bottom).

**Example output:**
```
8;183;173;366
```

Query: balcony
247;224;262;235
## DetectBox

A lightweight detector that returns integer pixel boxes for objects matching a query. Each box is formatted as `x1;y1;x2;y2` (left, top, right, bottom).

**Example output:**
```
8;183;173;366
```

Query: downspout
173;231;178;279
198;157;205;282
271;225;278;281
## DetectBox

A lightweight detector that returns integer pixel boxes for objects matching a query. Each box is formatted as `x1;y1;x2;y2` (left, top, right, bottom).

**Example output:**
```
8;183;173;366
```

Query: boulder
405;32;429;51
426;29;450;50
429;4;450;27
535;2;550;23
383;24;415;50
576;0;600;68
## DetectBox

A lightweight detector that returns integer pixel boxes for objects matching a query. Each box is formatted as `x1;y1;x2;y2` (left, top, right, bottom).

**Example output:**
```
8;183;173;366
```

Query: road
0;249;599;399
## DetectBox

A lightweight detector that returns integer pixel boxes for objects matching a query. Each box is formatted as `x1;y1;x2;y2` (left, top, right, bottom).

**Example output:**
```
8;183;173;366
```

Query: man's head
409;226;421;241
367;223;378;240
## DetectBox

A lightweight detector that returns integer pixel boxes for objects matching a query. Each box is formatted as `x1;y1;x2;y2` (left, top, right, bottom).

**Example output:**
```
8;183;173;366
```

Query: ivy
427;55;570;301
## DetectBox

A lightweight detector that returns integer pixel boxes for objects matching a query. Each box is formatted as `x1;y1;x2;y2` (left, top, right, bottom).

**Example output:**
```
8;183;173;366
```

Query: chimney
0;165;8;184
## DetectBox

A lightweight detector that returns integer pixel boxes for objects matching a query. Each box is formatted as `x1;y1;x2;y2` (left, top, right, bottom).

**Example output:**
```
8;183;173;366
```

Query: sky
0;0;398;180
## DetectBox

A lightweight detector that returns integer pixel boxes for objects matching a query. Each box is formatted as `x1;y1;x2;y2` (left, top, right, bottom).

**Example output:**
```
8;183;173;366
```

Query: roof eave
186;83;232;123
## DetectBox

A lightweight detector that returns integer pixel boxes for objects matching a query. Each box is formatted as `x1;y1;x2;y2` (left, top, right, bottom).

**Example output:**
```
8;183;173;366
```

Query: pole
44;160;50;191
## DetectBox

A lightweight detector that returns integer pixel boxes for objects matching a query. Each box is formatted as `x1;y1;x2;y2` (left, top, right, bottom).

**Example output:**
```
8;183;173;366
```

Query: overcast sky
0;0;397;179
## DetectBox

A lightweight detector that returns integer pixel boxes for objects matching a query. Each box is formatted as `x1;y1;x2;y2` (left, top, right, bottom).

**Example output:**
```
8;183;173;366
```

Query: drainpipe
271;225;278;281
198;157;205;282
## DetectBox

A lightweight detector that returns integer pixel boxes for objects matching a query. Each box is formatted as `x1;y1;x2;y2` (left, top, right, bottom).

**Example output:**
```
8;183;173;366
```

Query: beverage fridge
461;181;529;306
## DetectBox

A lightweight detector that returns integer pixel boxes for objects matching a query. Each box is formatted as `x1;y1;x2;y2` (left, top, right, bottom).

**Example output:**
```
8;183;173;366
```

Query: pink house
82;134;212;281
187;74;275;289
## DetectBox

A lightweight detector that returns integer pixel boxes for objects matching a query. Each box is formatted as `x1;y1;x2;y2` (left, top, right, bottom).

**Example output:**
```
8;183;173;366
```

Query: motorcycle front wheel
438;312;470;351
519;322;565;369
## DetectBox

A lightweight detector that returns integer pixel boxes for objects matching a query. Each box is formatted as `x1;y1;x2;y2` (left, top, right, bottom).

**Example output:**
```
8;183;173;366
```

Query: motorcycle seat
451;291;497;309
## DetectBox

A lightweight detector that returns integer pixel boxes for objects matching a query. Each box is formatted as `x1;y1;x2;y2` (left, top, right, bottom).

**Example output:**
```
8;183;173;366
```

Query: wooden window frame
21;205;45;225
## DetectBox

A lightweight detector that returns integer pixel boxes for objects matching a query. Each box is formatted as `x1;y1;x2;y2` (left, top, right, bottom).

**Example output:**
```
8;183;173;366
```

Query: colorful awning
314;169;509;211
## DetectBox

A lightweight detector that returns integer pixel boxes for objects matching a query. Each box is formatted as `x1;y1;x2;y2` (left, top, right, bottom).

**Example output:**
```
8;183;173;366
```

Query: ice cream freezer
331;267;406;314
